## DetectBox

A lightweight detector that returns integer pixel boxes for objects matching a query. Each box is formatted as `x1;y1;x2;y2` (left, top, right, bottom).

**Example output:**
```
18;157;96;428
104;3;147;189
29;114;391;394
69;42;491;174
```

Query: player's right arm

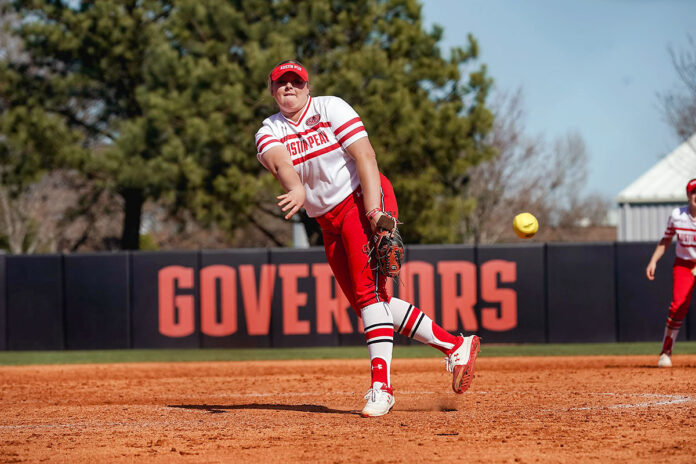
258;145;305;221
646;212;677;280
646;211;677;280
646;237;672;281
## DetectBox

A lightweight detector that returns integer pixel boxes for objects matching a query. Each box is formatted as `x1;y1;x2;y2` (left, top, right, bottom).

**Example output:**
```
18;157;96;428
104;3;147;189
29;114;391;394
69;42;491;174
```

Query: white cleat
658;353;672;368
360;382;395;418
446;335;480;394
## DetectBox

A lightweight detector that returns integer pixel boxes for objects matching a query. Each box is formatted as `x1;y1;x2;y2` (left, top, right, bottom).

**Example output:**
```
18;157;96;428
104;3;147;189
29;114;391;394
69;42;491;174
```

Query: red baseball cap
269;62;309;82
687;178;696;194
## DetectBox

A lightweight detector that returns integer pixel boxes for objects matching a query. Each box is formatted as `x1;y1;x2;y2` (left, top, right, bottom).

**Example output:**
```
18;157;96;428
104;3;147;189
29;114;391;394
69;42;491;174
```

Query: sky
421;0;695;201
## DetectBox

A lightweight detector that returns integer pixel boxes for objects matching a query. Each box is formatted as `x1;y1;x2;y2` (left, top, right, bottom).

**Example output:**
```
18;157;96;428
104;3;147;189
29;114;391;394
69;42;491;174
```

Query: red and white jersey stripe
255;96;368;217
663;206;696;261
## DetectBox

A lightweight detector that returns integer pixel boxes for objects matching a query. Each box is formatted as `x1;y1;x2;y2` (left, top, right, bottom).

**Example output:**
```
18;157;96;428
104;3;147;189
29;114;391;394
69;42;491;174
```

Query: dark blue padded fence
0;243;692;349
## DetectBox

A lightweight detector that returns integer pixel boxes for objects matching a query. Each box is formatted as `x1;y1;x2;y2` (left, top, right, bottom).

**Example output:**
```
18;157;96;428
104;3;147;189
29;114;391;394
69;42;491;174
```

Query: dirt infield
1;355;695;463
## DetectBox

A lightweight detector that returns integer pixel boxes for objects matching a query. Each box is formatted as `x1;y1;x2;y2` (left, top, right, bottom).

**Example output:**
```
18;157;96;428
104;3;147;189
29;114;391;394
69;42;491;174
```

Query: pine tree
154;0;497;244
1;0;494;248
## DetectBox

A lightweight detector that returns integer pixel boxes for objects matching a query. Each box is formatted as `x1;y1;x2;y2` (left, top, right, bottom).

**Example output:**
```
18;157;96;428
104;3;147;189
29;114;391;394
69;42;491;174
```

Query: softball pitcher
646;177;696;367
255;60;480;417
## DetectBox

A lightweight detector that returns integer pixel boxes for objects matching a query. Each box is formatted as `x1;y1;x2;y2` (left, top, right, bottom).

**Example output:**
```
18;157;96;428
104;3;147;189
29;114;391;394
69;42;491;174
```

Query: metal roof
616;133;696;203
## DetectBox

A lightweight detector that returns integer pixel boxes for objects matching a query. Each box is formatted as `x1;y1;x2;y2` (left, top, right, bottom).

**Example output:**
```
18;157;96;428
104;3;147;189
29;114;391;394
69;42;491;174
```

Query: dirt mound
1;355;695;463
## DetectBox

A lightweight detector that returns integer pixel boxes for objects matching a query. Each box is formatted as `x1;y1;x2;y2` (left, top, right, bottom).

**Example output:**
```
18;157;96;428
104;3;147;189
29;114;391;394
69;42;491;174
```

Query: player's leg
369;176;460;355
359;301;395;417
389;297;479;393
390;297;458;353
373;174;480;393
321;196;394;416
659;259;696;367
337;203;395;367
361;302;394;387
333;191;396;416
321;226;359;310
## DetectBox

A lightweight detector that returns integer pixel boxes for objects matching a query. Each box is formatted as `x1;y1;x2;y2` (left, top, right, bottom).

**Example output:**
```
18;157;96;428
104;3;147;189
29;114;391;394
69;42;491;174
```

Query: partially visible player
255;60;480;417
646;177;696;367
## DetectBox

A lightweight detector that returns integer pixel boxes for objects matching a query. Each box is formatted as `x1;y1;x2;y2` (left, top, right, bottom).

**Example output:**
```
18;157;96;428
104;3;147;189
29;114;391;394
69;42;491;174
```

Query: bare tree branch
660;35;696;141
462;88;610;244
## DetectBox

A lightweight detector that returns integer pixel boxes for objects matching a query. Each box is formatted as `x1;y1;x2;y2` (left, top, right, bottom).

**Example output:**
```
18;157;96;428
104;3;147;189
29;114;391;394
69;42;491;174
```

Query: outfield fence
0;242;692;350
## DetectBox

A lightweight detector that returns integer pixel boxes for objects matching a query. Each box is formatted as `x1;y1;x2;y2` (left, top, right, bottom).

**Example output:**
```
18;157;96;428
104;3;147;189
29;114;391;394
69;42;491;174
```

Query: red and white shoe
360;382;395;417
446;335;480;394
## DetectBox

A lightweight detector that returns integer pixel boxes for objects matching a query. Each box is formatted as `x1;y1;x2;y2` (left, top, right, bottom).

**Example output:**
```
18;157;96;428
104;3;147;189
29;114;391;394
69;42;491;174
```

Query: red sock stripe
365;327;394;341
667;317;682;329
401;307;422;337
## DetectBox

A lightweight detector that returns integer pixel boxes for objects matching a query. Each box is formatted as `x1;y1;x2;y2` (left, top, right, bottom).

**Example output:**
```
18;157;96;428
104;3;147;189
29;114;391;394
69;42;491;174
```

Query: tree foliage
0;0;494;250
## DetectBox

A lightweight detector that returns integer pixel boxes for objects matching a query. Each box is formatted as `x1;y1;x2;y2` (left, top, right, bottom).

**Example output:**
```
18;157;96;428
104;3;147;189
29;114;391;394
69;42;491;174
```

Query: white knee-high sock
361;302;394;387
389;297;458;354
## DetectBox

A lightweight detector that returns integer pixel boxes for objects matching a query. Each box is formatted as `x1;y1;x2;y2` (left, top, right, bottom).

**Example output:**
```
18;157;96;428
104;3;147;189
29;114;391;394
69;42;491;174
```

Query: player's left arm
327;96;393;232
345;138;390;232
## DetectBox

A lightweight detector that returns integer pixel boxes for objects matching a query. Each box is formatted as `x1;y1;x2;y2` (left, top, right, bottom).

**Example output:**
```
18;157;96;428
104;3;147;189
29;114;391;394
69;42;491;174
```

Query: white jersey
663;206;696;261
255;96;368;217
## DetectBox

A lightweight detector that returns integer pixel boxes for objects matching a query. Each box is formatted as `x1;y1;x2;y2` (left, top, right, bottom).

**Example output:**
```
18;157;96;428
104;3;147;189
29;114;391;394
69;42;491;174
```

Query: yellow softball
513;212;539;239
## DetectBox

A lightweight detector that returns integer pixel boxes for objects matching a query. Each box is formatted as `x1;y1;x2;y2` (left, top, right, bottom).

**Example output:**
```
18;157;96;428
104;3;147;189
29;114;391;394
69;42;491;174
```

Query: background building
617;133;696;241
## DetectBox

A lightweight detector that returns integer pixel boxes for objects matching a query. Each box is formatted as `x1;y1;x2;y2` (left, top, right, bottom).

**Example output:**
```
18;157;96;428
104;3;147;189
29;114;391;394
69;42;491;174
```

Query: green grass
1;341;695;366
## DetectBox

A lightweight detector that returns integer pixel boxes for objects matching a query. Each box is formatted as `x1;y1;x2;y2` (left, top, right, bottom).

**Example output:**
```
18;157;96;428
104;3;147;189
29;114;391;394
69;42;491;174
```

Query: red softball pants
316;173;398;312
669;258;696;321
